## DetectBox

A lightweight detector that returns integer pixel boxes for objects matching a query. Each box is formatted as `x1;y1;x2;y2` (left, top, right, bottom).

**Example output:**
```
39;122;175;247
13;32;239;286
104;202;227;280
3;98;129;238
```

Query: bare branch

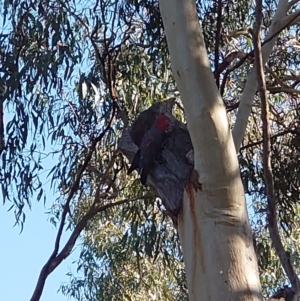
213;0;223;88
268;286;295;301
282;74;300;81
287;0;300;10
267;86;300;95
218;51;253;94
232;0;300;150
29;194;141;301
253;0;300;293
240;129;300;151
29;104;116;301
219;11;298;97
48;196;145;275
281;9;300;26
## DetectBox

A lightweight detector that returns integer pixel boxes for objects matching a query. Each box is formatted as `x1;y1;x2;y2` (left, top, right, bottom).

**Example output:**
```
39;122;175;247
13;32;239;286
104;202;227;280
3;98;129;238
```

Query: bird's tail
140;167;148;185
127;149;141;175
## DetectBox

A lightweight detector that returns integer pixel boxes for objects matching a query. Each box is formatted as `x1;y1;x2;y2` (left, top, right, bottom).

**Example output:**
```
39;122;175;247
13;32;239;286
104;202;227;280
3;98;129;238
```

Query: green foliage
61;200;187;300
2;0;300;299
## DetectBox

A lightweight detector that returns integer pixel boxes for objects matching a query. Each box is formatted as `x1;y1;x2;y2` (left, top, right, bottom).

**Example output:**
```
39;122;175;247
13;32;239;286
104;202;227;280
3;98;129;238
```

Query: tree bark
159;1;262;300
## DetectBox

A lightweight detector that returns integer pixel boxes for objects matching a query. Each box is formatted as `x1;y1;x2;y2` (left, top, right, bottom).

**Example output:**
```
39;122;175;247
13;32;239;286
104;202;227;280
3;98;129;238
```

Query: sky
1;184;80;301
0;108;81;300
0;7;85;300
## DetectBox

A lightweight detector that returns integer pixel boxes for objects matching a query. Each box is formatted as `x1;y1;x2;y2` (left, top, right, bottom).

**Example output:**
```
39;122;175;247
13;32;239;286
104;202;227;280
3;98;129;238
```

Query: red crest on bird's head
155;114;172;132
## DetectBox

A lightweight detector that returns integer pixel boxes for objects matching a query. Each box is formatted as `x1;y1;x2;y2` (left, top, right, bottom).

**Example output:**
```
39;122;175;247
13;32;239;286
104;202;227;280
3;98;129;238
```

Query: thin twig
253;0;300;293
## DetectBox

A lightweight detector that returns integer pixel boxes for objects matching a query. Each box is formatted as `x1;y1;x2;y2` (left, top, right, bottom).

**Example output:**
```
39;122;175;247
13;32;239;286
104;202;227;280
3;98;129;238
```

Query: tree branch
213;0;222;88
287;0;300;10
232;0;300;150
62;3;129;127
217;51;251;91
219;8;299;97
29;193;140;301
29;104;116;301
267;86;300;95
281;9;300;26
253;0;300;293
240;129;300;151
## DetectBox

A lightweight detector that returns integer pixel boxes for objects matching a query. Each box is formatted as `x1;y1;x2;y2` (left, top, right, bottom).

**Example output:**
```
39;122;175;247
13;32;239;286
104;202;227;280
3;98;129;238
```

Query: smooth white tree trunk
159;1;262;300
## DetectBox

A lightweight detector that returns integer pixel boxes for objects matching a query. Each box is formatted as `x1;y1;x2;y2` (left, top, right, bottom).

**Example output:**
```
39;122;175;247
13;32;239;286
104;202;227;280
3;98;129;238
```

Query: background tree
1;0;300;300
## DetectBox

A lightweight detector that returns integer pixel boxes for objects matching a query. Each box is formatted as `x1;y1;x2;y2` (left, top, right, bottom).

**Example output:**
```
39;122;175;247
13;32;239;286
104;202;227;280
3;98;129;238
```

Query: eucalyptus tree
1;0;300;300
